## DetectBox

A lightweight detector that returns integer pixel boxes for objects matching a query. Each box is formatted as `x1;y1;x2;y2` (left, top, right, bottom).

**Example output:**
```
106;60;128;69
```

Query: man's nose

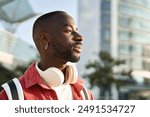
73;32;84;42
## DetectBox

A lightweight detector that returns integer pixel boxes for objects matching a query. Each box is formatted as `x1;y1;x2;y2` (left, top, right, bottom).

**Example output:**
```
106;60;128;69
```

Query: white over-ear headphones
36;62;78;87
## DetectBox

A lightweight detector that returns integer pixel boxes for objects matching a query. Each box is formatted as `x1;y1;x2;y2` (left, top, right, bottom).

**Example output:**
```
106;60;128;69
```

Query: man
0;11;93;100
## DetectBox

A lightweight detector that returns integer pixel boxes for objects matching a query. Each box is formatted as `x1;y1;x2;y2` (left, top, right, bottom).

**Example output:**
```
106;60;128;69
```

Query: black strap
7;80;19;100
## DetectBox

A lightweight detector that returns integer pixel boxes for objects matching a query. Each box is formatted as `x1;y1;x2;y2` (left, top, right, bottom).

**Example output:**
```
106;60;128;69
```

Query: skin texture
33;12;84;74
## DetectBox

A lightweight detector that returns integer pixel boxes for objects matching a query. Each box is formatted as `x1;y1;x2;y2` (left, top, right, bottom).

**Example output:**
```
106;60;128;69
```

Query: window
119;2;150;19
101;0;111;11
101;27;111;41
101;12;111;25
119;43;129;54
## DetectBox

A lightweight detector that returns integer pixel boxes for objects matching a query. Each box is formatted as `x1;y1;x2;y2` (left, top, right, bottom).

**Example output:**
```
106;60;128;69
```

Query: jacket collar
24;63;50;89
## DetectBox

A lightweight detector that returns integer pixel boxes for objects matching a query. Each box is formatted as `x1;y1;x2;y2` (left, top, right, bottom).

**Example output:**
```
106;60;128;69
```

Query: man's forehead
51;13;75;25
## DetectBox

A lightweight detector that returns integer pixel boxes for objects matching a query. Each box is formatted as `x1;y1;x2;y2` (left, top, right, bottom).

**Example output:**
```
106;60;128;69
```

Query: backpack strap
81;85;90;100
1;78;24;100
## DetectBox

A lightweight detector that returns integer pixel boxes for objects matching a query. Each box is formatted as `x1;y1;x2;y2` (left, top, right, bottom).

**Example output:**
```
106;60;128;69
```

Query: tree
0;62;32;86
13;65;28;78
84;51;133;99
0;64;16;85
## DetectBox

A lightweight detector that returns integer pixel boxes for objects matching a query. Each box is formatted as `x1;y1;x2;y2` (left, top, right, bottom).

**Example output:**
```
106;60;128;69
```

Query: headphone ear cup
72;65;78;83
42;67;65;87
65;65;78;84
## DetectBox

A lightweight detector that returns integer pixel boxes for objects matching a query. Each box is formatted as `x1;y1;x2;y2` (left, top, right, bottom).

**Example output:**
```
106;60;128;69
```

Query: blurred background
0;0;150;100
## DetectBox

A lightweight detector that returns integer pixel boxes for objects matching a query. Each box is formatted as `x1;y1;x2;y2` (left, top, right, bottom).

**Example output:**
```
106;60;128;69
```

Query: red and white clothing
0;63;94;100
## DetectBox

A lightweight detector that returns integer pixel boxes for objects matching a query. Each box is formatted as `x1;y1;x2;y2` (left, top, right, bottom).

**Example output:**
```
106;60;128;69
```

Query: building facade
101;0;150;71
0;29;38;69
78;0;150;73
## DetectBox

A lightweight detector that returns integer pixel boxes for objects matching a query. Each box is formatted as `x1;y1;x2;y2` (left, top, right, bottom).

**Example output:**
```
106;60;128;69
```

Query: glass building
101;0;150;71
0;29;37;69
79;0;150;72
0;0;36;23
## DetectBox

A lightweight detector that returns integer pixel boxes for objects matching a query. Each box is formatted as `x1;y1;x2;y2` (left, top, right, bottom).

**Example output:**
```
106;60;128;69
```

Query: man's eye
67;30;72;33
64;29;72;34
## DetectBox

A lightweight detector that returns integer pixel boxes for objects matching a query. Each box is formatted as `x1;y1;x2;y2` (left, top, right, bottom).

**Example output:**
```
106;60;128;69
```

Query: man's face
48;14;83;63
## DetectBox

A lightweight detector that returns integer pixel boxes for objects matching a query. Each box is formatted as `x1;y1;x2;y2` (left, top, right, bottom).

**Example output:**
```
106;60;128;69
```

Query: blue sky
15;0;78;46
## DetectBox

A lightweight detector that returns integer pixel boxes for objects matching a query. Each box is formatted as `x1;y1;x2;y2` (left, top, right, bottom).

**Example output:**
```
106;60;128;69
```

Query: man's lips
73;44;82;53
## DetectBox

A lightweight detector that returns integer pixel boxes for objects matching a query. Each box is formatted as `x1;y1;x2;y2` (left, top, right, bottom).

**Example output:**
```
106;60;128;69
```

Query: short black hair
32;11;67;41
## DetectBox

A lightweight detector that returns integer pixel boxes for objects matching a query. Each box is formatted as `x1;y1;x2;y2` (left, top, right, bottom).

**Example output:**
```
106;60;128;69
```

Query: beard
51;40;80;62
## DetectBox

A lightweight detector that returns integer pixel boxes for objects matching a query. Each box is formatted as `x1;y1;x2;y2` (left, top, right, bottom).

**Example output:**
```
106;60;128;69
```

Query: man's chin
69;56;80;63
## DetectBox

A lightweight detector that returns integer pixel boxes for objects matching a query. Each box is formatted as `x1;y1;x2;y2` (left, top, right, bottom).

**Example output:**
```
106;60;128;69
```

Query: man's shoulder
18;62;38;89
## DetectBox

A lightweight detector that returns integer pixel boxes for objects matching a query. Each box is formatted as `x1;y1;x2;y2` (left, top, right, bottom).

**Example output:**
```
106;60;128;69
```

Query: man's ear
39;32;50;49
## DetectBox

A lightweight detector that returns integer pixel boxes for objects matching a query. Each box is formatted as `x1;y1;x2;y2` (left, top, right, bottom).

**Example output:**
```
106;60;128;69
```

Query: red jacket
0;63;94;100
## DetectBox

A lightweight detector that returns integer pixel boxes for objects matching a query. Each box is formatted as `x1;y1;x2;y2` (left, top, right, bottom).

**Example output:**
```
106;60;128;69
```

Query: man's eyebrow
63;24;78;31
